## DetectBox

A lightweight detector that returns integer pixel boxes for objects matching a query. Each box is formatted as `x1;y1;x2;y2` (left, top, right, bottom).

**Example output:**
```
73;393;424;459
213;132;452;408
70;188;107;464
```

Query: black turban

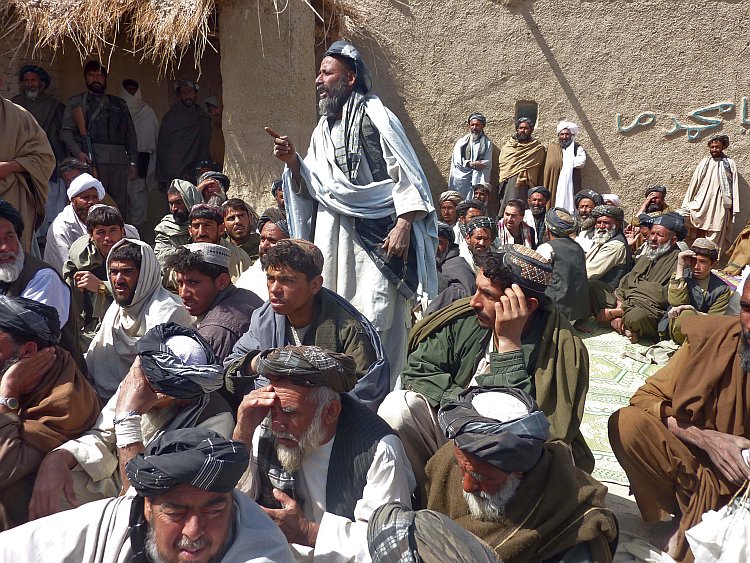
0;295;60;346
465;216;498;239
653;211;686;240
0;200;24;238
528;186;552;200
258;208;290;238
324;40;372;94
271;178;283;196
516;116;535;129
136;323;223;400
644;184;667;197
256;345;357;393
591;204;624;222
439;387;550;473
637;213;654;227
19;65;50;88
437;221;455;245
467;112;487;125
708;134;729;148
574;190;604;207
545;207;577;237
197;171;230;191
126;428;249;497
455;198;486;218
193;160;222;177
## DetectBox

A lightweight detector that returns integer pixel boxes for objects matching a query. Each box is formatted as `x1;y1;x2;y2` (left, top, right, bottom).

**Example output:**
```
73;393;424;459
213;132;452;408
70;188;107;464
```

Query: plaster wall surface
346;0;750;231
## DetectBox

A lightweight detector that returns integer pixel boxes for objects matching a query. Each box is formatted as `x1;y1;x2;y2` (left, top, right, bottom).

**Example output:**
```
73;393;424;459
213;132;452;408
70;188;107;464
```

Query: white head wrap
68;173;105;201
602;194;621;207
556;120;579;136
165;334;209;366
184;242;231;269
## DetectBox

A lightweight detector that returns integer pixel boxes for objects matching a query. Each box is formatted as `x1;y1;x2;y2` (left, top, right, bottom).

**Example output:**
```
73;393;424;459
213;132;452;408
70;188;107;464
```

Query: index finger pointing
265;127;282;139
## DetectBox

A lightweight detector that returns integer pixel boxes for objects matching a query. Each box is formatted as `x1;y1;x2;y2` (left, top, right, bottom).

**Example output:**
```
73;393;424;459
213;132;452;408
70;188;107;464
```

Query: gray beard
146;511;230;563
22;87;40;101
317;78;351;118
647;242;674;261
560;138;573;149
471;132;481;143
274;403;326;473
206;189;227;207
463;474;522;522
593;227;616;244
530;207;545;217
0;247;25;283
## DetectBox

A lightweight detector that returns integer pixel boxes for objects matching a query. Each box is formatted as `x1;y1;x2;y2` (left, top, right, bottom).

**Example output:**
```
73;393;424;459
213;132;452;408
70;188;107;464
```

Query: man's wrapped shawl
283;95;438;302
498;136;546;184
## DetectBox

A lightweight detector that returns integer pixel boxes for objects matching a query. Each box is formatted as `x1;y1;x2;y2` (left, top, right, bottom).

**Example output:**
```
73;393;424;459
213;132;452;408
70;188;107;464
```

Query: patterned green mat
578;322;662;486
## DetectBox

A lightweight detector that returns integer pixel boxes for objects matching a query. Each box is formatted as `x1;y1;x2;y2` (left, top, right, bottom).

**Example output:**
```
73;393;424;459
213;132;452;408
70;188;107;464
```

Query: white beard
0;247;25;283
274;407;326;473
463;474;522;522
593;227;616;244
647;242;674;261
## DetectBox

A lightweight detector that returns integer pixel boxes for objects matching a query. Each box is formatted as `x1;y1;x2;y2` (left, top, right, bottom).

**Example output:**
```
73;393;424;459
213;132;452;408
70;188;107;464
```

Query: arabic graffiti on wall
616;97;750;141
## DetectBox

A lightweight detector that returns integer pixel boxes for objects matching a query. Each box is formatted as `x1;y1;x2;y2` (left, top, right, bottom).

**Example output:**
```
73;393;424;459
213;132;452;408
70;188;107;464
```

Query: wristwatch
0;397;19;411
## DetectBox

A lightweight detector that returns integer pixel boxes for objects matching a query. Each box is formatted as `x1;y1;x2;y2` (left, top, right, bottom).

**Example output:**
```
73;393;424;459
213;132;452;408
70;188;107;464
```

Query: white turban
556;120;579;136
602;194;621;207
67;173;105;201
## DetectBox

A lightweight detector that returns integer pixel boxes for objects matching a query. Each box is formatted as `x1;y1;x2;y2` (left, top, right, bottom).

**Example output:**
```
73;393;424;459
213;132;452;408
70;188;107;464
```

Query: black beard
560;138;573;148
87;82;105;94
515;132;532;142
646;203;662;213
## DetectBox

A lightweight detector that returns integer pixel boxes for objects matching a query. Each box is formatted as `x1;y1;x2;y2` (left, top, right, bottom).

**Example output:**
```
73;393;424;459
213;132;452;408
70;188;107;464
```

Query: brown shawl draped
542;141;563;204
0;97;55;251
426;441;618;562
19;346;101;452
723;219;750;275
498;138;546;185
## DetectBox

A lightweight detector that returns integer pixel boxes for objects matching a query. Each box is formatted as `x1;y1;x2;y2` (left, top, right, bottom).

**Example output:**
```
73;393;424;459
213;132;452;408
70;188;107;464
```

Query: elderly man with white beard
425;387;618;563
233;345;415;561
266;40;438;384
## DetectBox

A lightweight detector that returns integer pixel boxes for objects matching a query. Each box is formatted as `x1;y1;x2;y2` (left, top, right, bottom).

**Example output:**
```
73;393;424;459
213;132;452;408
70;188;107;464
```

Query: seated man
166;243;263;361
438;190;463;240
523;186;551;248
85;239;193;402
586;205;632;289
153;179;203;270
536;208;590;324
608;292;750;561
222;197;260;263
367;502;498;563
573;189;604;253
261;178;286;218
0;429;294;562
233;345;415;561
225;239;388;411
425;221;476;316
427;387;618;562
62;205;126;338
235;210;290;300
378;245;592;486
661;238;730;344
461;215;497;273
29;323;234;519
197;170;231;206
0;200;84;372
0;297;100;530
595;212;683;343
44;173;139;272
472;183;491;208
454;198;486;258
625;212;654;257
497;199;534;248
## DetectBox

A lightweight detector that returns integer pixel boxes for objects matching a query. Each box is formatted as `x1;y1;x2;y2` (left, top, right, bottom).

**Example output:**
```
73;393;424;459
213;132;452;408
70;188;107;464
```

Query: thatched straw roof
0;0;356;69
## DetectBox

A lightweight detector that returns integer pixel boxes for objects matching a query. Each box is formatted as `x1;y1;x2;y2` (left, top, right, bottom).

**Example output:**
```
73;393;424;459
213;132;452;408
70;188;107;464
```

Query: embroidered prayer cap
556;120;579;136
466;216;498;239
644;184;667;197
271;178;283;196
174;79;199;94
591;205;624;222
691;237;720;260
467;112;487;125
126;428;249;497
0;200;24;238
439;190;463;205
19;64;50;88
67;173;105;201
528;186;552;200
455;198;486;218
496;244;553;293
439;386;550;473
197;171;230;191
256;345;357;393
637;213;654;227
545;207;577;237
184;242;231;269
324;40;372;94
368;502;498;563
136;323;223;400
472;183;491;195
653;211;686;239
574;189;604;207
437;222;455;245
515;116;535;129
708;134;730;148
0;295;60;346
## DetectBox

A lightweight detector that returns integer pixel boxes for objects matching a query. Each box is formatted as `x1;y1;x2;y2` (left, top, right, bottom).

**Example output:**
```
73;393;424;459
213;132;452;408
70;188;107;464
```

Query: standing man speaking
266;40;438;382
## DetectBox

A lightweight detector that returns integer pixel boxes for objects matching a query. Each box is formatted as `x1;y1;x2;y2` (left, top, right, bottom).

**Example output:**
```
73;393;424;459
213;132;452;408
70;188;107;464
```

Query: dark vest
257;393;394;520
546;237;590;322
84;93;130;147
2;254;87;374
